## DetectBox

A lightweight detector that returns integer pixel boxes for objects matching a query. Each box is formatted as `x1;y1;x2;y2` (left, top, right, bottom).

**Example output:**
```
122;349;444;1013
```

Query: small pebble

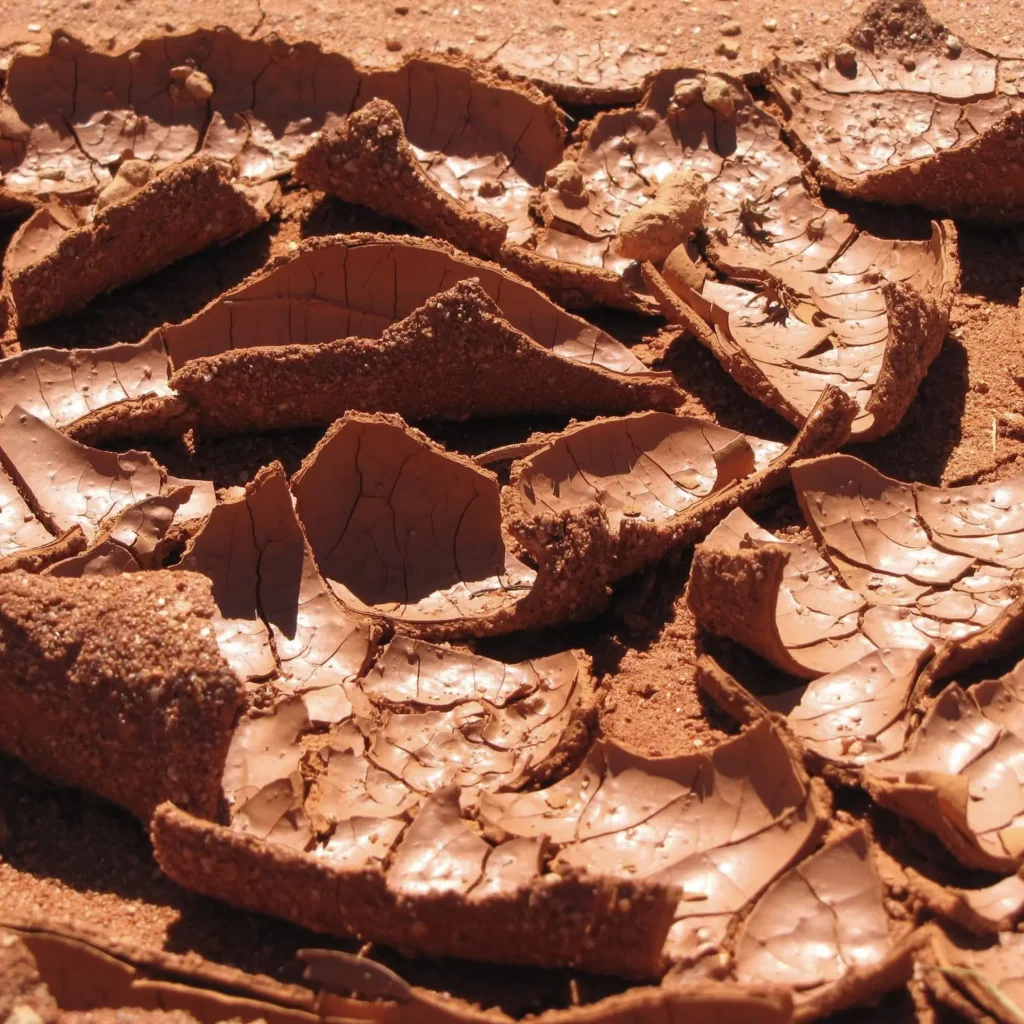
720;20;741;35
763;17;777;31
654;43;668;55
716;39;739;58
386;35;403;50
945;33;962;56
902;54;916;71
394;3;409;11
27;22;41;31
834;42;857;73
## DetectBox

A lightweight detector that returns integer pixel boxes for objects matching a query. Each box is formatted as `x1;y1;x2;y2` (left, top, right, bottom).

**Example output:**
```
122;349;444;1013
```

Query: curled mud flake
0;335;173;432
44;488;196;577
793;454;1024;646
176;461;376;690
693;454;1024;689
909;868;1024;935
3;157;279;328
506;390;854;584
482;720;824;967
221;697;313;849
771;0;1024;222
733;829;909;1018
865;658;1024;872
651;221;958;441
296;61;565;255
0;570;244;821
292;413;536;633
762;647;928;766
159;233;652;375
688;507;878;679
168;276;682;435
700;647;931;769
0;405;208;545
512;412;764;533
923;927;1024;1024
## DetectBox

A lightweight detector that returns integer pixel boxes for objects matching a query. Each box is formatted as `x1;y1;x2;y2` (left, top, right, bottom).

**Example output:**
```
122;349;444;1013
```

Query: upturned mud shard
0;29;563;323
0;570;244;821
689;454;1024;685
772;0;1024;224
864;657;1024;873
2;158;278;328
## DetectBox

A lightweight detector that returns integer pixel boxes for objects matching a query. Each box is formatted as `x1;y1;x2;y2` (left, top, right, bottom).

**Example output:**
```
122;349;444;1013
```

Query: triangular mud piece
3;158;278;327
157;233;653;374
771;0;1024;224
169;279;684;433
295;98;508;260
689;455;1024;684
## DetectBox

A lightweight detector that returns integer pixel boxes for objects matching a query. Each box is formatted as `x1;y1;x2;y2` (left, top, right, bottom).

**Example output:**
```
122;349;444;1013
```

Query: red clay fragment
0;404;214;545
157;233;650;374
864;657;1024;873
169;279;684;433
295;98;508;260
0;570;244;821
645;222;959;441
291;395;851;637
151;800;678;980
0;334;172;432
772;0;1024;223
689;454;1024;686
733;828;917;1022
3;157;279;328
173;461;378;692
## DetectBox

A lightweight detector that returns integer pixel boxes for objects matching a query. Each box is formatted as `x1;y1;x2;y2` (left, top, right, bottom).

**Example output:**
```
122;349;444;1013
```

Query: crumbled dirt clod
616;169;707;262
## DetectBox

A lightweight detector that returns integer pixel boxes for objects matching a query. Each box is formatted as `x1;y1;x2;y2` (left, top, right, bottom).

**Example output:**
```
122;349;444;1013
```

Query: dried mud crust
772;0;1024;224
0;8;1023;1024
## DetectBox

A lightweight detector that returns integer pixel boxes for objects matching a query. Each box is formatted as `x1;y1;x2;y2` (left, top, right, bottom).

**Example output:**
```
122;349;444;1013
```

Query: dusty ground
1;0;1023;101
1;0;1024;1019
